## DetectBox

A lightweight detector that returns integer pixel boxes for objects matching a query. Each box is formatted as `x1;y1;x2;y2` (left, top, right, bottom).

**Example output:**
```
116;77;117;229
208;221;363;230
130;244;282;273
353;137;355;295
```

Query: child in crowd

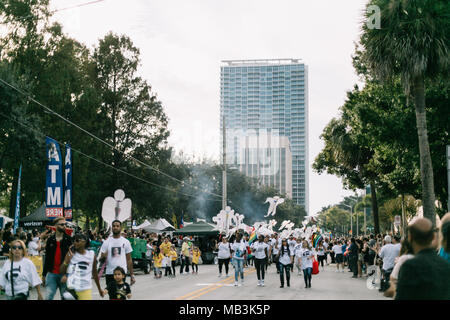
104;267;131;300
153;247;163;278
169;245;178;277
191;247;201;274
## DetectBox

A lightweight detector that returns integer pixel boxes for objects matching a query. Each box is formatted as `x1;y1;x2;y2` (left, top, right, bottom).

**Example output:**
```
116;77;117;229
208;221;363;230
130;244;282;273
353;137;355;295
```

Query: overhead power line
0;77;223;199
0;111;222;202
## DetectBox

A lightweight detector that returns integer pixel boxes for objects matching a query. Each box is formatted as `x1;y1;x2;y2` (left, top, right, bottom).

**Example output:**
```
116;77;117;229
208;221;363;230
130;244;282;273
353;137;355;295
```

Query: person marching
152;246;163;278
251;234;270;286
191;247;201;274
0;240;43;300
316;243;326;270
231;232;246;286
299;240;315;288
277;239;294;288
169;244;178;277
216;236;231;277
99;220;135;288
60;233;104;300
294;238;303;275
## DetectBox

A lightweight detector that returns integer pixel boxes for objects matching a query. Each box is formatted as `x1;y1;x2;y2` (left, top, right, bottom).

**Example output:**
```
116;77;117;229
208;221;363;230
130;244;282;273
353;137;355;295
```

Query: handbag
312;257;320;275
10;260;28;300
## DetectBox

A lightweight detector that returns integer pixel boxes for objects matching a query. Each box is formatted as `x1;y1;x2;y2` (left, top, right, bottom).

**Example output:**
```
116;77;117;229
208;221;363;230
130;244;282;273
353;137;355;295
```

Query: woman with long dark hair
216;236;231;277
251;234;270;286
277;239;294;288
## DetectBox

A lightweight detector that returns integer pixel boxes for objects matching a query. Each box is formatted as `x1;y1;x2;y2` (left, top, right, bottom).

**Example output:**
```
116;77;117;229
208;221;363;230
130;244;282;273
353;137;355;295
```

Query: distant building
220;59;308;212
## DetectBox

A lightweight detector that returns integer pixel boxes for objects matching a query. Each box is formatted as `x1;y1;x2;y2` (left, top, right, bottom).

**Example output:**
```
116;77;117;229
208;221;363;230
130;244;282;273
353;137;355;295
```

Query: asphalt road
2;260;389;300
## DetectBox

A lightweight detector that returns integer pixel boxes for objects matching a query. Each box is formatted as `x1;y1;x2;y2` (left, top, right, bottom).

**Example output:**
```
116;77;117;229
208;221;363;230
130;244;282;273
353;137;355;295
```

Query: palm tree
360;0;450;227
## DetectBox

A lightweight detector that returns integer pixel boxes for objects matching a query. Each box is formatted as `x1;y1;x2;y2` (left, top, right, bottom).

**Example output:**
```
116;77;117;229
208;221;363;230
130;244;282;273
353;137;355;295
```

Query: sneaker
257;281;261;286
241;279;244;285
341;270;345;273
261;280;265;287
335;270;339;273
234;281;238;286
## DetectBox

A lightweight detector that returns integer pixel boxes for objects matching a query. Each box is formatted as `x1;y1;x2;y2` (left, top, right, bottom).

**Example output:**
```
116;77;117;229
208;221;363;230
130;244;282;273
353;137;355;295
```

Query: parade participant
0;240;43;300
396;218;450;300
169;244;178;277
329;241;336;264
323;238;330;265
294;238;303;275
217;236;231;277
378;235;400;292
104;266;131;300
288;236;296;271
99;220;135;288
299;240;314;288
271;233;280;274
180;237;191;275
316;243;326;270
27;231;41;256
231;232;246;286
192;247;201;274
332;240;344;272
43;217;73;300
160;236;172;257
264;236;271;272
153;246;163;278
277;239;294;288
251;234;270;286
60;233;103;300
438;213;450;262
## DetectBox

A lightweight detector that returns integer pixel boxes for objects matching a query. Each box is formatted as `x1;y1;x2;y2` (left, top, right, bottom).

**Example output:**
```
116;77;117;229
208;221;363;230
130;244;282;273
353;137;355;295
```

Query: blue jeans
303;267;312;286
279;263;291;286
233;258;244;281
45;273;67;300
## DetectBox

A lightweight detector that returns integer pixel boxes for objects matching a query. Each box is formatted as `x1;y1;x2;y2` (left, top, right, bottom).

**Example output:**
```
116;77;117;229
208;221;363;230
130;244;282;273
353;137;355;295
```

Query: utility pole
222;115;227;211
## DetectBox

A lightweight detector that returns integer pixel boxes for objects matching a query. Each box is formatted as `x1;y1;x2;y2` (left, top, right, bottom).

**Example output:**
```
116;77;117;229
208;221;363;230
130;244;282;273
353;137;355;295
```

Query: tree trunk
370;181;380;234
411;76;436;227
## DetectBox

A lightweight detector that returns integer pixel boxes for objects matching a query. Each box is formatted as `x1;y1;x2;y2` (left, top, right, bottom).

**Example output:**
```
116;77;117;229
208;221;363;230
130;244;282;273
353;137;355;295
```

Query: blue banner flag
13;164;22;234
64;144;72;221
45;137;63;218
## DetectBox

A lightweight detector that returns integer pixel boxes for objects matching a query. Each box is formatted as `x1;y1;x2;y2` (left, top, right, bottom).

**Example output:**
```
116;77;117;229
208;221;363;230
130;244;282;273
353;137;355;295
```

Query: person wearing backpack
216;236;231;278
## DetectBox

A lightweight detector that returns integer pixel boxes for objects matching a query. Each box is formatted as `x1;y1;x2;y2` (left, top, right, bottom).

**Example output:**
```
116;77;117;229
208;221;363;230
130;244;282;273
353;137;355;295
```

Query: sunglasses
11;246;23;250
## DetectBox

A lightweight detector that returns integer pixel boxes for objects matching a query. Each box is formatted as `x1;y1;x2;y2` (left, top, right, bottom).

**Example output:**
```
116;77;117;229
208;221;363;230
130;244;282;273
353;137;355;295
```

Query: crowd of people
0;212;449;300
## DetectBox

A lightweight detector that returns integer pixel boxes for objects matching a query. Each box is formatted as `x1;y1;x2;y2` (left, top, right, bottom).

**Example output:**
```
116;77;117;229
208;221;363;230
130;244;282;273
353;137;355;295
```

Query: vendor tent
20;203;52;228
133;219;151;230
0;213;13;228
142;218;175;233
173;220;219;236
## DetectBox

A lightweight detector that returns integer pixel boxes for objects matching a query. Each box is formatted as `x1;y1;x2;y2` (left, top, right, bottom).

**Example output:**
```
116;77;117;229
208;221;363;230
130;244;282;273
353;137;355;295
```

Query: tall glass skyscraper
220;59;309;213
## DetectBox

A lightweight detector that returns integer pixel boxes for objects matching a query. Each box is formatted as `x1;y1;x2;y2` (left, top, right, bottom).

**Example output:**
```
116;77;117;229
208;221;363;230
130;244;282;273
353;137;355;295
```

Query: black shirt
396;248;450;300
106;281;131;300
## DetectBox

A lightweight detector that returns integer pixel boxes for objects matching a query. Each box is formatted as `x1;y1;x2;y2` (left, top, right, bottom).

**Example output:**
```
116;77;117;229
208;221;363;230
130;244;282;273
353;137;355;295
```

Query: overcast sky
49;0;368;215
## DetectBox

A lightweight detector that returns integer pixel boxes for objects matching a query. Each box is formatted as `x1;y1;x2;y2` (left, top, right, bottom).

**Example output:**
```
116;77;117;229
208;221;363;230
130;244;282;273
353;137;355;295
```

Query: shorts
335;254;344;263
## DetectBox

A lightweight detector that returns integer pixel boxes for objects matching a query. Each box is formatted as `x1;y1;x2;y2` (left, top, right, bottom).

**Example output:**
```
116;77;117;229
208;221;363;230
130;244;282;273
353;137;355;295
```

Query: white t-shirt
391;254;414;280
288;240;297;253
278;246;294;265
100;236;133;275
231;241;246;260
332;244;343;255
294;243;303;257
27;239;40;256
0;258;42;296
271;238;280;255
300;248;315;269
67;250;95;292
379;243;401;270
218;242;232;259
251;242;269;260
323;242;329;250
316;247;325;256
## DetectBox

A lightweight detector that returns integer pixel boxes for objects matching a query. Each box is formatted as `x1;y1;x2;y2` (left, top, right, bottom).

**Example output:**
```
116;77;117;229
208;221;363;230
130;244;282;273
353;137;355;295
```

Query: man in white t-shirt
378;235;400;292
271;234;280;274
332;241;344;272
100;220;134;288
